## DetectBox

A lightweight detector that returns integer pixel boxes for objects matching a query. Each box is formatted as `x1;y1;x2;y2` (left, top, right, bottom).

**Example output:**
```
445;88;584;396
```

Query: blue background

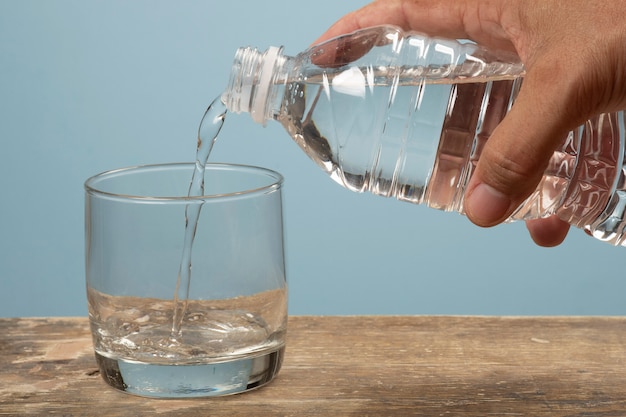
1;0;624;317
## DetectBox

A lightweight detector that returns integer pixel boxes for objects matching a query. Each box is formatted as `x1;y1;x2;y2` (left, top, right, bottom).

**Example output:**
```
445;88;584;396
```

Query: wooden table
2;316;626;416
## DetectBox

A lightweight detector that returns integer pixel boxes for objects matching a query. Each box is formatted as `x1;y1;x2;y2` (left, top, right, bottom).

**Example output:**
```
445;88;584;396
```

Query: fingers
525;217;571;247
313;0;474;45
464;60;574;227
313;0;515;50
312;0;408;45
310;26;394;68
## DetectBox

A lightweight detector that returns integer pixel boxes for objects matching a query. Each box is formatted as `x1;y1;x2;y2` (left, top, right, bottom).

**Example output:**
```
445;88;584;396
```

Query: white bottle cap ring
251;46;281;125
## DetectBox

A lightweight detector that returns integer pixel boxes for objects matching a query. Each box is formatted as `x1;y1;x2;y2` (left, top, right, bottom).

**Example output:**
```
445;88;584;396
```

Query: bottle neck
222;46;286;126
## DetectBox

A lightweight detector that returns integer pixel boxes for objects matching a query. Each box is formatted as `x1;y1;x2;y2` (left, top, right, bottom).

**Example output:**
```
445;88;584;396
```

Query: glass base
95;346;284;398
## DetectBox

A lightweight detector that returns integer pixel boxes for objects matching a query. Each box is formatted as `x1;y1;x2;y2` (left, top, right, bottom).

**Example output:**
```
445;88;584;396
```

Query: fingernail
465;183;512;226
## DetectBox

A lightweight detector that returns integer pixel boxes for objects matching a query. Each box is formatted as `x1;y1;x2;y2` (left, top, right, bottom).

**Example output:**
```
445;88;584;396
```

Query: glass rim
84;162;284;202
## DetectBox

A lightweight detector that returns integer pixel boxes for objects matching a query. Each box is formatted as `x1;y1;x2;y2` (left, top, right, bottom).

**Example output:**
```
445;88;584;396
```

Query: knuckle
479;144;545;196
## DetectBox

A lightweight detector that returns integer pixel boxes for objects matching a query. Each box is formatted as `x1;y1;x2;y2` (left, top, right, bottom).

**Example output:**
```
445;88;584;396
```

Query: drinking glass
84;163;287;398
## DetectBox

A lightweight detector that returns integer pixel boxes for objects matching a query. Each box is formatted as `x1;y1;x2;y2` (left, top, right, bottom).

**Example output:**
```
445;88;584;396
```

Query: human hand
314;0;626;246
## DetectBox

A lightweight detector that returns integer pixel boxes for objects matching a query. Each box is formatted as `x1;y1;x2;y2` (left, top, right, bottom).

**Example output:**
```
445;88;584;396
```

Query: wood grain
1;316;626;416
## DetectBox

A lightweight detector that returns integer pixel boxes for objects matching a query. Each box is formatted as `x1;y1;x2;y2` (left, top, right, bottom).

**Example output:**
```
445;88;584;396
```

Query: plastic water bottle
221;25;626;246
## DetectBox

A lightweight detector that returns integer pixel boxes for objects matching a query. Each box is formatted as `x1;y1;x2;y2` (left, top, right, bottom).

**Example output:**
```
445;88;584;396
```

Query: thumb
463;66;574;227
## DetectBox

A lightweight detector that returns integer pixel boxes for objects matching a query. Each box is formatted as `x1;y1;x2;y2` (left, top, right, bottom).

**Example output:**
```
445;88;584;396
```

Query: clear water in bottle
223;25;626;246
